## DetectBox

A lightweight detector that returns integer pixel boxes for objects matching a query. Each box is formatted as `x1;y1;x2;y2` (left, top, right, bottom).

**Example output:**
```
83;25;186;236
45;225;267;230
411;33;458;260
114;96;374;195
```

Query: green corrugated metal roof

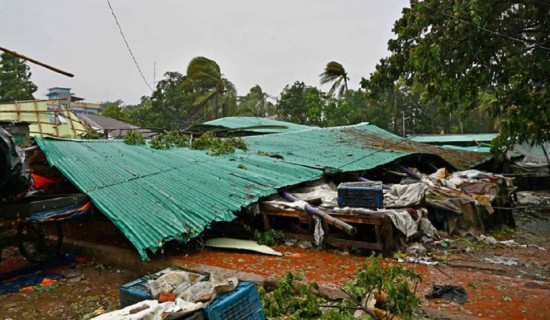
409;133;498;144
35;123;493;260
242;123;493;171
204;117;312;133
36;138;322;260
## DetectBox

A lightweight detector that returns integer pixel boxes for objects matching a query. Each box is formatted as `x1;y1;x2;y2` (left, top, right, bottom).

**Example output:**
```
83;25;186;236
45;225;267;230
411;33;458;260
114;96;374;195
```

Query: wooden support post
262;214;270;231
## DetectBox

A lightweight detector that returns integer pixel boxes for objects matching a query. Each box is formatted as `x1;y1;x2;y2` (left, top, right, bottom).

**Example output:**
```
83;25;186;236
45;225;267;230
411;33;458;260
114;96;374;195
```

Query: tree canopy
362;0;549;147
275;81;335;126
183;56;236;119
0;52;37;103
237;85;274;117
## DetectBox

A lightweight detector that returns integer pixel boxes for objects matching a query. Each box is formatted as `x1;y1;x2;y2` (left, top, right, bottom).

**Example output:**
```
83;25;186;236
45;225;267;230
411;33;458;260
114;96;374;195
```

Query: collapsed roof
35;122;493;259
77;113;157;138
0;100;89;138
241;123;492;171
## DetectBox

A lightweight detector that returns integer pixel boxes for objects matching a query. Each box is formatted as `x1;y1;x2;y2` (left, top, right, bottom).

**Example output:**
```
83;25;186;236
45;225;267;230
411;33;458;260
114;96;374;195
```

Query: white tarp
205;238;283;256
383;182;428;208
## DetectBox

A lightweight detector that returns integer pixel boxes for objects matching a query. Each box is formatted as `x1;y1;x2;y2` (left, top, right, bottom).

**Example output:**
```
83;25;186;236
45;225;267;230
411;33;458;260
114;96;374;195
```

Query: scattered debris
499;239;546;250
406;242;427;257
482;256;520;266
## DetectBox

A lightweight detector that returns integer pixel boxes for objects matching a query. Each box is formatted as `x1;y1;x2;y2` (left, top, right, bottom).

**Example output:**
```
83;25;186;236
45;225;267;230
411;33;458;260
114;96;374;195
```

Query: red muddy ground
177;244;550;320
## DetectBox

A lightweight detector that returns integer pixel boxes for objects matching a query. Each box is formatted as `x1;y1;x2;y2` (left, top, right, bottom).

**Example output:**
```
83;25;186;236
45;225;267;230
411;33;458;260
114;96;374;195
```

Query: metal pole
0;46;74;77
402;111;406;137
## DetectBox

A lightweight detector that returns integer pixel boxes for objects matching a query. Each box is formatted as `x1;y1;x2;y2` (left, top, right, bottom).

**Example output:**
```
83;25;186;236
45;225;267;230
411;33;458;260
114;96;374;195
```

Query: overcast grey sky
1;1;409;105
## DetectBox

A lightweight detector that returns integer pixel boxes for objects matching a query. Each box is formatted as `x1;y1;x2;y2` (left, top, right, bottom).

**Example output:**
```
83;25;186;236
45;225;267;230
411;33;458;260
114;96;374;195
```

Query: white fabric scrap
148;271;201;299
92;299;204;320
289;182;339;207
313;216;325;246
384;209;417;238
383;183;428;208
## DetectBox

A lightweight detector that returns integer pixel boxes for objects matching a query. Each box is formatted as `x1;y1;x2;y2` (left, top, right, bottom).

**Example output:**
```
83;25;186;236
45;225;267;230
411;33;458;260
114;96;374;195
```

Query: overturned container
337;181;384;208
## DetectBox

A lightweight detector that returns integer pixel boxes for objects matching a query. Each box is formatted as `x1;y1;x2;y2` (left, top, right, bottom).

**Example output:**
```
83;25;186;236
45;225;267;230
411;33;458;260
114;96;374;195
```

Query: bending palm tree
184;56;235;118
320;61;349;97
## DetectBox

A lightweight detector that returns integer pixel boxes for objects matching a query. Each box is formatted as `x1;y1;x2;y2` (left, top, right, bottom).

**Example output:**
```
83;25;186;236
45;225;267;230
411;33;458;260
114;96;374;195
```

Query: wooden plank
261;210;383;225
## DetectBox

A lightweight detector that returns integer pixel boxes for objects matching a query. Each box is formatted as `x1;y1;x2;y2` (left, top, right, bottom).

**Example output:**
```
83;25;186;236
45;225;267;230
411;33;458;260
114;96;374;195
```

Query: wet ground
0;204;549;319
0;254;139;320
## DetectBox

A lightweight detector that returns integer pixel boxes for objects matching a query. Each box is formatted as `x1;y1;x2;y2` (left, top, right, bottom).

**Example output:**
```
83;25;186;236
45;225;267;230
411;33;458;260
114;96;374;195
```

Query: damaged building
10;118;514;261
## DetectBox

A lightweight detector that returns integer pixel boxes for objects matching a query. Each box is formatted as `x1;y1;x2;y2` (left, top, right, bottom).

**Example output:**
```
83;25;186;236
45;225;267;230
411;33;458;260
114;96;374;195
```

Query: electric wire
106;0;154;91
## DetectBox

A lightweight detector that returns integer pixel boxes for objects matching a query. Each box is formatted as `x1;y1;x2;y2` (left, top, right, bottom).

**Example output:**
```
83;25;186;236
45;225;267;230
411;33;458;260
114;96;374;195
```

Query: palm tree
248;85;271;117
319;61;349;97
184;56;235;118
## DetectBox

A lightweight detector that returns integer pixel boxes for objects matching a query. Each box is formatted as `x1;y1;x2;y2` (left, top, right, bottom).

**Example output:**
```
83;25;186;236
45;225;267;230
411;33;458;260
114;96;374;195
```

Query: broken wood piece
280;191;357;235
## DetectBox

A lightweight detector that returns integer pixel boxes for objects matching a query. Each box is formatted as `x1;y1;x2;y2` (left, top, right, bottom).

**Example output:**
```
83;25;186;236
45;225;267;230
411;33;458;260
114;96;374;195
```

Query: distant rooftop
47;87;71;93
409;133;497;144
46;87;84;102
77;114;156;138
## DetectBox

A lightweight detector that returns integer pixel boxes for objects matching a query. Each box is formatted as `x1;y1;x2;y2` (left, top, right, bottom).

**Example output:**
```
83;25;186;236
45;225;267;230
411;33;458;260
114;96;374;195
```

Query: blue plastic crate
337;181;383;208
203;282;265;320
120;278;152;308
119;267;183;308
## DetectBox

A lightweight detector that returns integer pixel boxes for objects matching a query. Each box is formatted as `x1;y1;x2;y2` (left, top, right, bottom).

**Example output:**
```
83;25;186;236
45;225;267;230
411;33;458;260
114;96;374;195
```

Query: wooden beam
0;46;74;77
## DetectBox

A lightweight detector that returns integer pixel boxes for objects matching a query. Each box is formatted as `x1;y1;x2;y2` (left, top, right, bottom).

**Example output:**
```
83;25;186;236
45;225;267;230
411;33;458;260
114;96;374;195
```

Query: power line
414;2;550;51
106;0;154;91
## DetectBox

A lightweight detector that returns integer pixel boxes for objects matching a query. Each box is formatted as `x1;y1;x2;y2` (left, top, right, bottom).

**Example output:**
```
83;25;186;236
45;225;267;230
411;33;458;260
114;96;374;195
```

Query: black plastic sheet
425;284;468;304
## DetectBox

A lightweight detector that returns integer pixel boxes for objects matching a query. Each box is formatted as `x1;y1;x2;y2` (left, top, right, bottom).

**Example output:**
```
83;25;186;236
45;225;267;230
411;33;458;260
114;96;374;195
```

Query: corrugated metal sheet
410;133;498;144
35;138;322;260
0;100;89;138
204;117;312;133
440;145;492;153
35;122;493;260
242;123;493;171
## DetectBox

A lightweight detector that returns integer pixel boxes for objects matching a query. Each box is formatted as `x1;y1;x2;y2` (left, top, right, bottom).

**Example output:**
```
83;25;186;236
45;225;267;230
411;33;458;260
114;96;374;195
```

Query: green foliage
123;96;161;128
101;100;127;122
80;129;101;139
344;256;421;318
183;56;237;119
363;0;550;147
123;130;145;145
0;52;37;103
151;71;193;130
192;131;247;156
259;257;421;319
489;224;515;241
150;134;172;150
150;132;190;150
253;229;285;246
260;272;325;319
236;85;274;117
327;90;370;127
276;81;336;126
